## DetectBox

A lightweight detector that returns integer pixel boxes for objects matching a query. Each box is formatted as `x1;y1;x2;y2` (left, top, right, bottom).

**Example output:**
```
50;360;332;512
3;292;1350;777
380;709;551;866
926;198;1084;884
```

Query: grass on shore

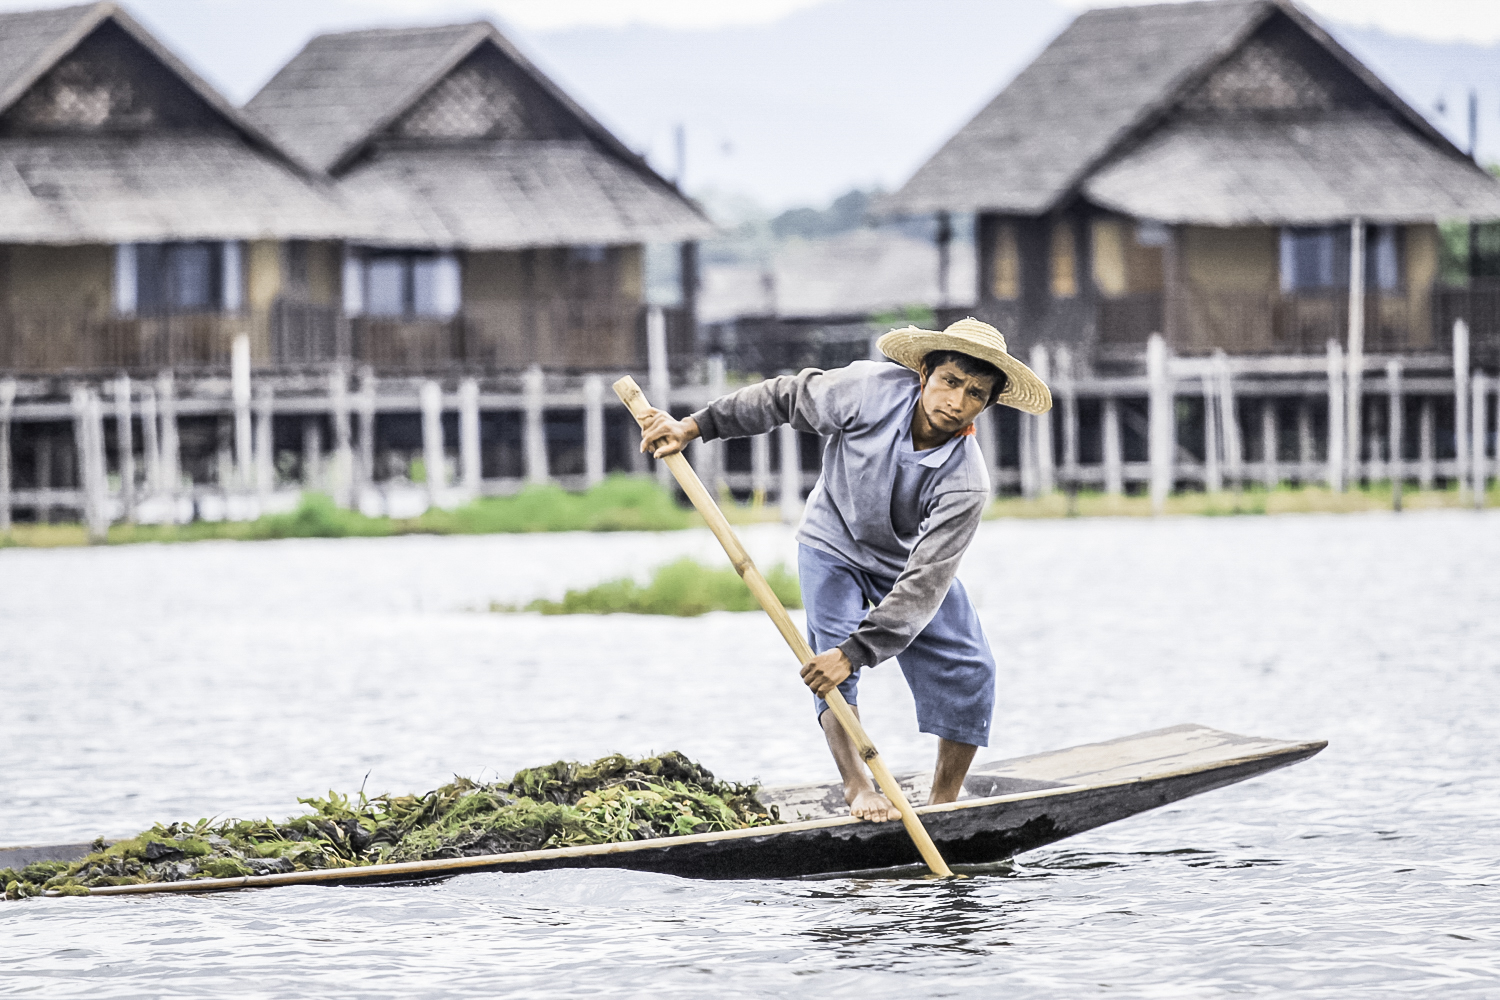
985;482;1500;519
498;557;802;617
0;475;690;548
3;479;1497;550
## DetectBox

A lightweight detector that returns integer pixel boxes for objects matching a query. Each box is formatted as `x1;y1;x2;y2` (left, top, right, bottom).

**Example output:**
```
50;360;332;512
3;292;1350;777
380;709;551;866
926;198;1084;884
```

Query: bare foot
847;786;900;823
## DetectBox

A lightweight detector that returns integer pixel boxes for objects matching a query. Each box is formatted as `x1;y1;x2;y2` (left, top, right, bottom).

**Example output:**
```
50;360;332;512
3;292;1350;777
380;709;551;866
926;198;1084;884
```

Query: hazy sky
4;0;1499;209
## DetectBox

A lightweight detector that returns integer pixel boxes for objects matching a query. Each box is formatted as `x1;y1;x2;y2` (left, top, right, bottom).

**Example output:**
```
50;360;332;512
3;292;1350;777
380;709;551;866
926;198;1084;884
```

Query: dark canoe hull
287;735;1325;885
6;725;1326;893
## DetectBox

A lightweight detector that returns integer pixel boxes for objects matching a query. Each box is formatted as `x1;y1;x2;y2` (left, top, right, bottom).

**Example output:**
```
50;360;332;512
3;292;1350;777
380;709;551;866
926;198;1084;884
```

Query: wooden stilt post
330;368;353;508
699;355;726;496
1418;398;1435;489
157;372;181;520
0;378;13;534
358;366;377;491
72;388;108;542
459;377;481;500
302;418;323;493
583;374;606;487
420;380;444;505
1261;398;1279;491
751;432;770;507
1030;345;1054;494
1019;410;1037;498
1202;375;1222;492
89;390;109;537
254;385;274;504
523;364;547;485
140;387;160;498
232;334;252;490
779;421;801;523
1326;340;1345;491
1472;371;1487;511
1147;332;1173;512
1102;396;1123;496
37;431;53;524
1346;217;1365;488
1387;359;1403;512
215;416;235;493
647;306;672;490
1453;319;1469;495
1216;351;1242;496
1297;398;1313;484
1056;345;1079;492
974;408;999;496
112;375;135;522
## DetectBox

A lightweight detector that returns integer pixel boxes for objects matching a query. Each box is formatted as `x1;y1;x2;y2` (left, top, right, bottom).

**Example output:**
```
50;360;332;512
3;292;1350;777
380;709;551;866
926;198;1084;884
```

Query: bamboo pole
612;375;954;878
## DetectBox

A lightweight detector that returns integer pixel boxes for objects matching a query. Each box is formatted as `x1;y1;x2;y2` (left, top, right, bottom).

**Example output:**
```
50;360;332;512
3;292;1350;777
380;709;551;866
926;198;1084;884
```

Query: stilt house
886;0;1500;367
244;22;710;372
0;2;349;374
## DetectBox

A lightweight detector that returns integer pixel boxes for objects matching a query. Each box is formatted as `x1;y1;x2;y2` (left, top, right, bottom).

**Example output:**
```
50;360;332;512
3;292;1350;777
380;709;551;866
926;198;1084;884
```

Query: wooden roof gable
245;21;657;183
0;2;304;170
886;0;1476;218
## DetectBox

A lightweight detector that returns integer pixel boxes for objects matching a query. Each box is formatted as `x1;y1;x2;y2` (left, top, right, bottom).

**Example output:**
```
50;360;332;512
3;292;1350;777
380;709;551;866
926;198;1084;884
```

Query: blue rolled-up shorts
798;543;996;747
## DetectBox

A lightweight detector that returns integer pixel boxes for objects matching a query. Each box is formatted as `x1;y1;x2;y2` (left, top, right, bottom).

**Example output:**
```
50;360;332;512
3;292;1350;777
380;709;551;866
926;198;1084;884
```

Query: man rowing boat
638;318;1051;822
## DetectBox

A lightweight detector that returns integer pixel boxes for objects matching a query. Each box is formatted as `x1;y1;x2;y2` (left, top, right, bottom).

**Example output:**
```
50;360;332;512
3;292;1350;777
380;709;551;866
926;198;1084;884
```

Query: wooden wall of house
0;245;112;317
462;244;645;369
1090;217;1163;296
1404;224;1439;348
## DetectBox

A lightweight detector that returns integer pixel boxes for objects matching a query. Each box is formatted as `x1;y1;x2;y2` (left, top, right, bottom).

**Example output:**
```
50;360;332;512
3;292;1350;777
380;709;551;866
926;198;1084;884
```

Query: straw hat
877;317;1052;414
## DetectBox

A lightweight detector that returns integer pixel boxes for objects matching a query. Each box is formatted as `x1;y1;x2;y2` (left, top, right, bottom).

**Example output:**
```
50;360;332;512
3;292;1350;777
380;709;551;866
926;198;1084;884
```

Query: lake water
2;511;1498;997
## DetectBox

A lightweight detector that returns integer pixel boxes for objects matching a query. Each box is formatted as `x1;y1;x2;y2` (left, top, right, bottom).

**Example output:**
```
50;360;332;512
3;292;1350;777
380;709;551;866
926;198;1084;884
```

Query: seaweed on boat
2;752;779;900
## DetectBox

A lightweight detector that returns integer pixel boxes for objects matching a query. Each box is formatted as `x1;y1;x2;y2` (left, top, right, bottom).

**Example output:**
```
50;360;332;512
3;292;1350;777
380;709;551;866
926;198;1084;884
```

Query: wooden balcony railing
1099;281;1500;357
0;311;255;372
1;298;696;374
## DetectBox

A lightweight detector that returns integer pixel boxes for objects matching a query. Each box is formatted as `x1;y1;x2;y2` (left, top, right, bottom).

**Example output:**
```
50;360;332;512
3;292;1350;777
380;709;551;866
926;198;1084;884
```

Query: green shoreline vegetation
0;479;1495;550
496;557;802;617
2;753;778;900
983;482;1499;519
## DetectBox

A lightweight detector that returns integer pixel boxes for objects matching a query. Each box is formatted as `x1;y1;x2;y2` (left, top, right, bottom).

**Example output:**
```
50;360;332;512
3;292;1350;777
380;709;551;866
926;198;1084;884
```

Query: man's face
919;361;995;435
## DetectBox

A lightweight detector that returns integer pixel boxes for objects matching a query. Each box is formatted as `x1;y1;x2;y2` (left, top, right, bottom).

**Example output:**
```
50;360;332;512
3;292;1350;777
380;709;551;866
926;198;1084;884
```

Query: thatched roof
0;3;349;243
886;0;1499;223
1085;114;1500;225
0;136;353;243
339;141;712;249
246;21;711;249
244;23;490;176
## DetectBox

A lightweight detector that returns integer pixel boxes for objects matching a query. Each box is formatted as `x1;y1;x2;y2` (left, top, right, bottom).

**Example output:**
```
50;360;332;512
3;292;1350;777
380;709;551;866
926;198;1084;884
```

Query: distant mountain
520;0;1073;212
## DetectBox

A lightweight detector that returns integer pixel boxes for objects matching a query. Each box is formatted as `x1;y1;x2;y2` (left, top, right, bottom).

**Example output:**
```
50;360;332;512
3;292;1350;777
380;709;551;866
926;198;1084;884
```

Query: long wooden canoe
6;724;1324;895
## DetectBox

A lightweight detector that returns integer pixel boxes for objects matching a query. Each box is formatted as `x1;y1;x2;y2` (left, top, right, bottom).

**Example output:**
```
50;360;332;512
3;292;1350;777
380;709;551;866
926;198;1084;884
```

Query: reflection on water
3;512;1499;997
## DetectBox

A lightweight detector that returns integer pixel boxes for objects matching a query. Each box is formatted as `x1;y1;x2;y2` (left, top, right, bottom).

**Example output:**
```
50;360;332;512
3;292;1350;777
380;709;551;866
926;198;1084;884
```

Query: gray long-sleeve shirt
691;361;990;670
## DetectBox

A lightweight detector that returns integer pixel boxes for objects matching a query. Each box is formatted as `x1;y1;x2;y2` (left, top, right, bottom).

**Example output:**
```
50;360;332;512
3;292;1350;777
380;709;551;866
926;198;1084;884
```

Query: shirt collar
918;434;964;468
902;417;966;468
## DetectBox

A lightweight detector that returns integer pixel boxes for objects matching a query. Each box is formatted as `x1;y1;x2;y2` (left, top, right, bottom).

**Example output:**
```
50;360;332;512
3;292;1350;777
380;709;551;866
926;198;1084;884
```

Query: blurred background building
1;0;1498;525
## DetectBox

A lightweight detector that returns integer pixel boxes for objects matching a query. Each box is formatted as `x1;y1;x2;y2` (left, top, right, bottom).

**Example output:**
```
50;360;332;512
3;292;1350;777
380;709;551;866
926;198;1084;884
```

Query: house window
114;241;243;315
1050;220;1077;298
1279;226;1398;292
1280;227;1342;291
991;223;1020;300
355;252;461;318
1369;225;1400;291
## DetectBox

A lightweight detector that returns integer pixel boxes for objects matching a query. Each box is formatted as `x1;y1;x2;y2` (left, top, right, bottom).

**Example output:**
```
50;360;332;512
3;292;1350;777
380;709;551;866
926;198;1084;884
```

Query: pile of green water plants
498;557;802;616
2;752;778;900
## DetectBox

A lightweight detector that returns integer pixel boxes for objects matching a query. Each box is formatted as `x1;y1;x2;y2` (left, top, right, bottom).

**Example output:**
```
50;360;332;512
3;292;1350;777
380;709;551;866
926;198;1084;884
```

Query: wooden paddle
613;375;955;878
